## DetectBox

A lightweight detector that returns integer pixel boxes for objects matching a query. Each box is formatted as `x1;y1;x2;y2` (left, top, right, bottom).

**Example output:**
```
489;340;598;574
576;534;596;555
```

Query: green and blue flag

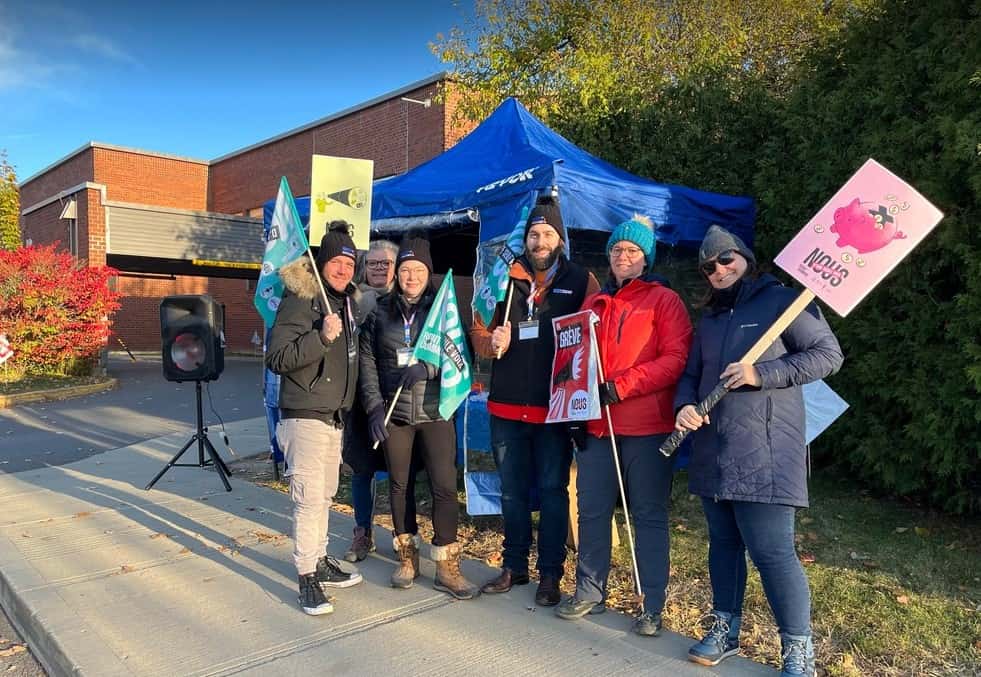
472;206;527;327
254;177;309;328
414;270;472;419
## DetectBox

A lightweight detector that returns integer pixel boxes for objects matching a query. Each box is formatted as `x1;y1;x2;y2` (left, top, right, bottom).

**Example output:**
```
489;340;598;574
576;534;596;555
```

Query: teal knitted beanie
606;215;655;265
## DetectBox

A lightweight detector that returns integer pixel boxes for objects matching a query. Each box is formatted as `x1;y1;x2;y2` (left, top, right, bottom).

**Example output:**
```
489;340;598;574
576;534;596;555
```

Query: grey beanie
699;225;756;268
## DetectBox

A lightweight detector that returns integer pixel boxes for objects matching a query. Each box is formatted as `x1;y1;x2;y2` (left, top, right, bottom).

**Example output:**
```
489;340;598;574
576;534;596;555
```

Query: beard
530;245;563;271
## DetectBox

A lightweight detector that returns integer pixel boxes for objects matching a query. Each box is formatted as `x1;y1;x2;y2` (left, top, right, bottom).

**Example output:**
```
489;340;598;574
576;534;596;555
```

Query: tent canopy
264;97;755;248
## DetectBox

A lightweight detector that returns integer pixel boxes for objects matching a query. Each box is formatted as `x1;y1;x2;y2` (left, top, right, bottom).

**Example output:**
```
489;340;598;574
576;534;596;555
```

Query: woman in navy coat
674;226;843;677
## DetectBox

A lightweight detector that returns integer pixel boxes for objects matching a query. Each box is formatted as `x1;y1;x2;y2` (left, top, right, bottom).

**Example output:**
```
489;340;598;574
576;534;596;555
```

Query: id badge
518;320;540;341
396;347;413;367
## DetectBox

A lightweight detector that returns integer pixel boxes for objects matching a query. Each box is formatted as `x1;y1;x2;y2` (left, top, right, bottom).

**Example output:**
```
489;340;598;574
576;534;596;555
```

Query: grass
233;455;981;676
0;371;110;395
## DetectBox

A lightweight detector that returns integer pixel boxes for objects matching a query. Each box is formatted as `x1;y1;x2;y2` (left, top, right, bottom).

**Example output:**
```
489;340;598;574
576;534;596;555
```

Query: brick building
19;73;472;352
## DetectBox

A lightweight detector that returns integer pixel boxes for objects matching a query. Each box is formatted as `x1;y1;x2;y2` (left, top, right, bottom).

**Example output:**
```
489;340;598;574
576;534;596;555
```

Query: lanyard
400;309;416;346
526;262;559;320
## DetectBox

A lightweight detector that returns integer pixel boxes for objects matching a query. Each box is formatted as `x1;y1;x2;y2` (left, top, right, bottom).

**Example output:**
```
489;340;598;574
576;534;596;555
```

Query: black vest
489;258;590;407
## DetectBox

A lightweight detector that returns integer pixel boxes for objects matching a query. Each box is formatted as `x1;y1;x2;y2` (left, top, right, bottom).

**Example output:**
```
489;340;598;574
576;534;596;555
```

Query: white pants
277;418;343;575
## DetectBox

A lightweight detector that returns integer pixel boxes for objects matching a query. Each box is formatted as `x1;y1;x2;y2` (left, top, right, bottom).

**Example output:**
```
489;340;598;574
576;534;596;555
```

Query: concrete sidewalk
0;417;774;676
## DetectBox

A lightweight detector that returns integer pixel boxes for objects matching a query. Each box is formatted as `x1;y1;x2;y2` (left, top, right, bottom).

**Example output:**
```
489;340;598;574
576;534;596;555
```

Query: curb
0;378;118;408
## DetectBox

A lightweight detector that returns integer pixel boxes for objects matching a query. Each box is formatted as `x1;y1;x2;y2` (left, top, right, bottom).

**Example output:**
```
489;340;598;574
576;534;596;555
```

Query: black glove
368;407;389;445
569;423;587;452
398;363;429;389
599;380;620;406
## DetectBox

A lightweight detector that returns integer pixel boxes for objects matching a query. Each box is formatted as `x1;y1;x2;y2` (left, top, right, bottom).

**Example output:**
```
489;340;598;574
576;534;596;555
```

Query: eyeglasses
700;250;737;275
610;246;644;260
366;260;393;270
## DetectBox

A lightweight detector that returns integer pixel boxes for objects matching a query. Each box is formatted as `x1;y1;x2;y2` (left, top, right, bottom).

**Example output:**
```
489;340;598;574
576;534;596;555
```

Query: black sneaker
633;611;662;637
555;597;606;620
316;555;364;589
298;573;333;616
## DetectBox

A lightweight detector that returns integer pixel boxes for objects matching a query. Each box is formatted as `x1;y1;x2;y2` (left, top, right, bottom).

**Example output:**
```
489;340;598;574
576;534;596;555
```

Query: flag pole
496;281;514;360
372;384;403;451
592;335;644;606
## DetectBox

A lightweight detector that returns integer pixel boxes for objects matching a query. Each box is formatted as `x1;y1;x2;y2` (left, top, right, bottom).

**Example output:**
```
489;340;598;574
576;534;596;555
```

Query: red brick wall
19;148;94;208
112;274;263;353
21;201;70;252
78;187;106;266
208;81;448;215
93;148;208;210
442;81;479;148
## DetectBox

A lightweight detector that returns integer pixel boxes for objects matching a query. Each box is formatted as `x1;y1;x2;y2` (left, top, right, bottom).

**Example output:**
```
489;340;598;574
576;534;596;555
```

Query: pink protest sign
774;159;943;317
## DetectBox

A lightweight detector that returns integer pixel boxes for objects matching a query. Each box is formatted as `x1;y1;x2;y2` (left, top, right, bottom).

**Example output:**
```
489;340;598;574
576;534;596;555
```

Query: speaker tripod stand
145;381;232;492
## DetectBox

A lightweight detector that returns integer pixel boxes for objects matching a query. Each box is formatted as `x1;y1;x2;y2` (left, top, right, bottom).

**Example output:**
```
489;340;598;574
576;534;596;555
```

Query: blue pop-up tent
264;97;755;248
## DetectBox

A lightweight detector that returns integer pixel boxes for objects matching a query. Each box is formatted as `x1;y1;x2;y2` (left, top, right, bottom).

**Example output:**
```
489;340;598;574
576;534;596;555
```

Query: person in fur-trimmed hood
266;221;366;616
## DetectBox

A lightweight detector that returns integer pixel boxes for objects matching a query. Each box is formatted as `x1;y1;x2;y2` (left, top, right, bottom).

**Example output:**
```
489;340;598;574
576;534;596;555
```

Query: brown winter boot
432;542;480;600
391;534;420;589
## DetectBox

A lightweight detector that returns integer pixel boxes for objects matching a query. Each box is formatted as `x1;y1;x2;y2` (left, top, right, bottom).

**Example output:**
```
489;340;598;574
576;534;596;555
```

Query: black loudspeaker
160;295;224;382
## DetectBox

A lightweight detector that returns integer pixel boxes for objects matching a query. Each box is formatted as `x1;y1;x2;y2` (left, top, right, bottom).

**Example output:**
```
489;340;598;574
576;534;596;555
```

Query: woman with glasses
359;236;480;600
556;215;692;637
674;226;842;677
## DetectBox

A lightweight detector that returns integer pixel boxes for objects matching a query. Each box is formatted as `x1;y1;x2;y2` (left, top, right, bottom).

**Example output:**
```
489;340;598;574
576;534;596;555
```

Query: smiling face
397;260;430;300
322;255;355;293
525;223;562;271
365;249;395;289
703;250;749;289
608;240;646;284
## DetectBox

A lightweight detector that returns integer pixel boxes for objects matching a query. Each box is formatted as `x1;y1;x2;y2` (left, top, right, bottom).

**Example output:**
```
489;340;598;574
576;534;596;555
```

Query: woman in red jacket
556;215;692;637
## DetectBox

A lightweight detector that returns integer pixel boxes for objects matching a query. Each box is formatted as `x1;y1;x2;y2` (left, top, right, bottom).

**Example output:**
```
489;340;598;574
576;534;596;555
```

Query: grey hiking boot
343;526;375;563
555;597;606;620
688;611;741;666
298;573;333;616
632;610;662;637
432;542;480;600
780;633;815;677
391;534;420;589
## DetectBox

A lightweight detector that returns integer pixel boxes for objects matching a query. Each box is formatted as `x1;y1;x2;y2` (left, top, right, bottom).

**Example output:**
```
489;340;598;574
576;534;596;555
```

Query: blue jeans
701;498;811;636
491;416;573;577
575;433;673;613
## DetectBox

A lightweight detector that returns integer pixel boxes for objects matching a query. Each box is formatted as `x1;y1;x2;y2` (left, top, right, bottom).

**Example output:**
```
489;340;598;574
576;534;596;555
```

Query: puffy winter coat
674;274;844;507
359;290;441;426
265;258;362;423
583;274;692;437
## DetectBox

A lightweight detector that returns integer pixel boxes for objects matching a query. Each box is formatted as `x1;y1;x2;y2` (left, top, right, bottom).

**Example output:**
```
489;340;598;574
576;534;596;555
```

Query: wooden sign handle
660;289;816;457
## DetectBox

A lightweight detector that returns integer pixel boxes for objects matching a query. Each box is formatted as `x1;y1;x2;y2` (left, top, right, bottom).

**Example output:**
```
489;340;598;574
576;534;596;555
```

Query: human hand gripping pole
659;289;816;457
591;327;645;606
494;282;515;359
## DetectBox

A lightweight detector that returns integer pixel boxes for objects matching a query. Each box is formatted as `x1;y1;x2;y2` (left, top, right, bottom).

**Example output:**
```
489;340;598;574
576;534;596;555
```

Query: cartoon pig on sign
830;198;907;254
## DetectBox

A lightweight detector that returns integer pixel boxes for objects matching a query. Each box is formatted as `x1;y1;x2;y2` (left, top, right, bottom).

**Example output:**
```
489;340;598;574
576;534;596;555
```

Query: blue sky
0;1;472;181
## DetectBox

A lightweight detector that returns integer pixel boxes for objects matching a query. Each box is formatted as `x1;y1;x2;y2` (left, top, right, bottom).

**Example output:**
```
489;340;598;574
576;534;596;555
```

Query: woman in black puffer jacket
358;237;479;601
674;226;843;677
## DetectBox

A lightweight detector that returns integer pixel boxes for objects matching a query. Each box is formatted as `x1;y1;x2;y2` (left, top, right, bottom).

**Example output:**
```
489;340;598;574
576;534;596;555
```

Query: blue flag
414;271;472;419
254;177;310;328
472;206;528;327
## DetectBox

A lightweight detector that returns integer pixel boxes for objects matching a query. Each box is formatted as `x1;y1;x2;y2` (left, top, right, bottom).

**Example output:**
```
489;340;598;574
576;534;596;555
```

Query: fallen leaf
894;527;908;533
149;533;168;540
896;595;910;604
800;552;816;564
861;560;879;569
913;526;930;537
674;523;688;532
841;653;856;670
800;516;814;525
73;512;91;519
0;645;26;657
805;531;819;542
119;565;134;573
178;547;191;554
20;533;30;539
849;551;868;560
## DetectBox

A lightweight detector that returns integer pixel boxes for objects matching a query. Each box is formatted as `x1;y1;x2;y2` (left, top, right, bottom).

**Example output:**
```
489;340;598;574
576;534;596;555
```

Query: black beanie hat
316;220;357;269
396;236;433;274
525;196;566;243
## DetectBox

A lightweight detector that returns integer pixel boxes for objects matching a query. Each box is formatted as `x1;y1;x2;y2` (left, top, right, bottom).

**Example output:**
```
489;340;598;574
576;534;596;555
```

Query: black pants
383;420;458;546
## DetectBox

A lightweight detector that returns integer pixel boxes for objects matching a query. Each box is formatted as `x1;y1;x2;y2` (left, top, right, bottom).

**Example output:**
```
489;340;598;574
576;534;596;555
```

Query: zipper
616;309;628;344
716;308;735;496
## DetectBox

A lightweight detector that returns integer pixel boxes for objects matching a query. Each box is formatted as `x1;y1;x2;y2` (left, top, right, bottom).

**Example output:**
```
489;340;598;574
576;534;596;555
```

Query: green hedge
559;0;981;512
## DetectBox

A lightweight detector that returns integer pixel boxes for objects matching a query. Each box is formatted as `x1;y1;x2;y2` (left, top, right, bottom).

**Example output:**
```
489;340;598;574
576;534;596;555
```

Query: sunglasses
700;250;738;276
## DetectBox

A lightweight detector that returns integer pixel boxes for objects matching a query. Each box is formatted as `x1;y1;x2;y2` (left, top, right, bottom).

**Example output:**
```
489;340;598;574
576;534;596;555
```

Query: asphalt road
0;354;267;474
